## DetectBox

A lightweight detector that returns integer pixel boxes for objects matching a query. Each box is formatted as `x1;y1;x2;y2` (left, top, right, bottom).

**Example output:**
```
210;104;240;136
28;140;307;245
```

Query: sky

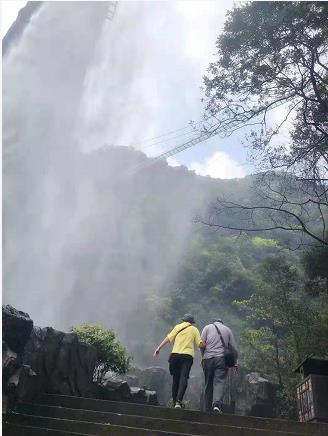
1;0;27;35
1;0;253;180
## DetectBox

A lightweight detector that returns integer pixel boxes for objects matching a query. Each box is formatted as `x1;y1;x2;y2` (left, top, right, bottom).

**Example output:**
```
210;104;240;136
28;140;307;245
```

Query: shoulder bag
213;323;236;368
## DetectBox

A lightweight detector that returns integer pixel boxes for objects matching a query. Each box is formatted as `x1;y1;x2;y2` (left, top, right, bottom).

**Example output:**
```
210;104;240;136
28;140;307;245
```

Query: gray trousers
202;356;227;411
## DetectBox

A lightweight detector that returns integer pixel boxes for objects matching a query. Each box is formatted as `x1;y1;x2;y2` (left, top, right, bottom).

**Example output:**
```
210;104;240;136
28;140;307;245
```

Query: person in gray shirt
201;319;238;412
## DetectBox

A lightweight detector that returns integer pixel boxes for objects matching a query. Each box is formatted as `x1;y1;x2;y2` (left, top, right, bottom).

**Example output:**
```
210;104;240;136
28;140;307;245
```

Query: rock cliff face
2;305;157;412
3;305;34;354
23;326;97;398
2;305;38;411
2;305;98;411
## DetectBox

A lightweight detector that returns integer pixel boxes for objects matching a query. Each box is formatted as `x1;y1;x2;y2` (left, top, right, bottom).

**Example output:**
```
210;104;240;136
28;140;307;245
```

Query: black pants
202;356;227;411
169;353;193;404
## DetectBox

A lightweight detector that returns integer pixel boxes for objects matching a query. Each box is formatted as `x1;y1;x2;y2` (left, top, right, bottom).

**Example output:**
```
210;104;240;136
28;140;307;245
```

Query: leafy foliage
302;245;328;282
234;256;328;418
158;231;290;336
157;230;327;418
204;1;328;174
202;1;328;246
252;237;278;248
71;324;131;383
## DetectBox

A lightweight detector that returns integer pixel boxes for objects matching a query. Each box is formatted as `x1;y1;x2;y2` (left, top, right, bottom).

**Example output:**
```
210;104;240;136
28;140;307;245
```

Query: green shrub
71;324;132;383
252;237;278;247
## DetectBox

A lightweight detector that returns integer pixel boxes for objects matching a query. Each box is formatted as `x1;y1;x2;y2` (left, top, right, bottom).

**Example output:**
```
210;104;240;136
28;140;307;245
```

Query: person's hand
153;347;160;357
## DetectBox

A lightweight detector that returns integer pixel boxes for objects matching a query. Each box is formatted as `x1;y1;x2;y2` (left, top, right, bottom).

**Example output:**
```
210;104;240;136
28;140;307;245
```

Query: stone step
5;413;198;436
15;403;313;436
38;394;328;435
3;422;90;436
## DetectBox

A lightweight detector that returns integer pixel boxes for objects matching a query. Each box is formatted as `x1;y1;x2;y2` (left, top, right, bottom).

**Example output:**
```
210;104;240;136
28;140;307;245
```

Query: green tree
71;324;131;383
301;245;328;296
158;232;285;337
204;1;328;174
235;256;327;417
302;244;328;281
202;1;328;247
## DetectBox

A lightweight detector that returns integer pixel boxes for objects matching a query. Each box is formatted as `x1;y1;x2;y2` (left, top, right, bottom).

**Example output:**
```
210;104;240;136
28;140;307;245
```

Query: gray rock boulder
2;305;33;354
231;370;278;417
2;306;35;412
23;326;97;398
100;372;158;405
130;387;158;405
98;379;132;401
184;375;203;410
243;372;278;417
127;366;171;405
3;341;20;383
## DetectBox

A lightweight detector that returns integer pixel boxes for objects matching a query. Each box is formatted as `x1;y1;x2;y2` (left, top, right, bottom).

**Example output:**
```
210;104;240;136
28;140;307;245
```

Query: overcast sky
1;0;27;35
2;0;254;179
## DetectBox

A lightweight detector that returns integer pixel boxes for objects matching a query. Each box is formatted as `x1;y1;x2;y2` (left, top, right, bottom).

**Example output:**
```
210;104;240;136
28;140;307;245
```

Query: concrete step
37;394;328;435
3;422;90;436
15;403;313;436
5;413;199;436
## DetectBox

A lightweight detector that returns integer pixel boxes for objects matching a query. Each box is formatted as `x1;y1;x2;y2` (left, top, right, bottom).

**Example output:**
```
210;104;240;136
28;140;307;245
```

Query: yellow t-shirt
167;322;202;357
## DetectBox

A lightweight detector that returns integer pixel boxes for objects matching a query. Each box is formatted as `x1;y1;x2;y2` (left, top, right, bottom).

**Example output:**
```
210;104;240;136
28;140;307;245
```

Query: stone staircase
3;394;328;436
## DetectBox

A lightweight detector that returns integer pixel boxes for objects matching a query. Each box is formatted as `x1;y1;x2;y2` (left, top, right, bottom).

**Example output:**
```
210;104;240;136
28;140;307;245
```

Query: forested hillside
149;229;327;417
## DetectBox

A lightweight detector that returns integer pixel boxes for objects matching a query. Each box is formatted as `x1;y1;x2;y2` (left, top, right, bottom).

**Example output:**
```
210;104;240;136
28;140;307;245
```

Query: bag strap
213;323;227;347
175;324;192;338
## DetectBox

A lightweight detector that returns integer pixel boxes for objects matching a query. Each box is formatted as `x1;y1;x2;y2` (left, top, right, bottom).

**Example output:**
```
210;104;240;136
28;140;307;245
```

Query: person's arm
195;328;205;350
200;326;208;356
154;325;177;357
201;326;207;344
153;336;170;357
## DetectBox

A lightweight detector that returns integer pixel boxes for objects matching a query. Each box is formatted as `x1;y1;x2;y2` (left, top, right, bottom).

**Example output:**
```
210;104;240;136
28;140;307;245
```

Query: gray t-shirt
201;322;238;360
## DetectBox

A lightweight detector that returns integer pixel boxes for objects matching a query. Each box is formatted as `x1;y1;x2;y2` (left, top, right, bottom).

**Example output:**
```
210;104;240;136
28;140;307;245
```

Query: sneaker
175;401;182;408
213;406;223;413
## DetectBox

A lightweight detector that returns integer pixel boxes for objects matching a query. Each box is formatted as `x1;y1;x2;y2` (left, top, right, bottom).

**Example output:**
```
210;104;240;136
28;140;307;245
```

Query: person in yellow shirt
153;314;204;408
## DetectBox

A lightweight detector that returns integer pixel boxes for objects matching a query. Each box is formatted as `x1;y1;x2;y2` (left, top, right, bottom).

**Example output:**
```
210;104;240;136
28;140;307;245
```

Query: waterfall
2;2;222;365
3;2;110;324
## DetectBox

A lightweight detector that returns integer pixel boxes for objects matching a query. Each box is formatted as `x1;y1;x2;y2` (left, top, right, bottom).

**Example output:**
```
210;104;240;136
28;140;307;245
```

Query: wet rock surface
98;379;132;401
2;305;159;412
3;305;33;354
2;305;98;411
2;306;36;412
130;387;158;405
126;366;171;405
101;373;158;405
242;372;278;418
23;326;98;398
